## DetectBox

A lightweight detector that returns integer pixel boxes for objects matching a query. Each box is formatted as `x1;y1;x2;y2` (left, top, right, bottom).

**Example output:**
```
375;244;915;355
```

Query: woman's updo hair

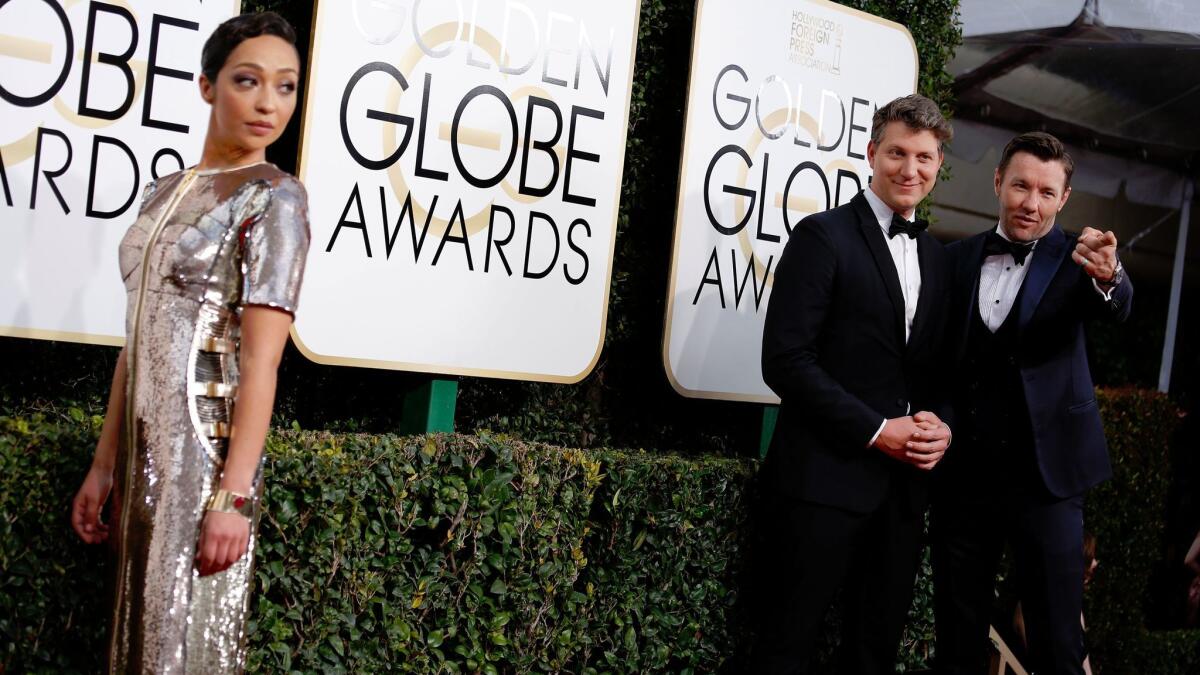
200;11;297;84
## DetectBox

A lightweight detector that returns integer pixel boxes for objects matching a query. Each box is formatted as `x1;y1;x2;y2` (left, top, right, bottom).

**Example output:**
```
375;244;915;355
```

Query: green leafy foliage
569;450;754;671
0;410;110;674
1085;389;1200;673
248;431;607;673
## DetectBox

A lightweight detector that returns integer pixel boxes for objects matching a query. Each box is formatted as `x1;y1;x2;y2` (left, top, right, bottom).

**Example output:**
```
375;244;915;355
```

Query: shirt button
995;299;1000;304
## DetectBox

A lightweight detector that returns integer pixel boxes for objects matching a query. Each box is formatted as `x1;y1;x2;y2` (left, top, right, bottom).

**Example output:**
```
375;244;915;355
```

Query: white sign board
663;0;917;402
0;0;240;346
294;0;641;383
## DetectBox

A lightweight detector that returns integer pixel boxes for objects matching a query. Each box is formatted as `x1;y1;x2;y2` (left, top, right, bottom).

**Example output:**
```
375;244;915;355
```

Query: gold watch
207;489;255;519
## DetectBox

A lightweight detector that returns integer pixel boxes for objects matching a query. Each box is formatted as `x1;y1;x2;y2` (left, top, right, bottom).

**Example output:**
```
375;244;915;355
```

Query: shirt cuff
1092;277;1116;301
867;418;886;448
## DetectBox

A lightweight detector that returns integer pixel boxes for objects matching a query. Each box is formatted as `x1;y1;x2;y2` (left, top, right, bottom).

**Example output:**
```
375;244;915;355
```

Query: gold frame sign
0;0;241;346
662;0;918;402
294;0;642;382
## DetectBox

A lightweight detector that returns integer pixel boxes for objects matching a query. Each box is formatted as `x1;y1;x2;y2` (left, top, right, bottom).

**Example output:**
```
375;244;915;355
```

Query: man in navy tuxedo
752;94;954;674
932;132;1132;675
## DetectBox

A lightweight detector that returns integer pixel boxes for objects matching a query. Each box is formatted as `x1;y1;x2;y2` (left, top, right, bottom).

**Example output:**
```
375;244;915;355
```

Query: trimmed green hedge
1;389;1193;673
0;411;758;673
0;408;110;673
1086;389;1200;674
249;433;605;672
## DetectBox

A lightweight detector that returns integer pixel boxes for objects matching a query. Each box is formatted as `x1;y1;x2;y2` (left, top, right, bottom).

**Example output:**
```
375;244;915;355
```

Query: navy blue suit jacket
941;226;1133;498
760;192;952;514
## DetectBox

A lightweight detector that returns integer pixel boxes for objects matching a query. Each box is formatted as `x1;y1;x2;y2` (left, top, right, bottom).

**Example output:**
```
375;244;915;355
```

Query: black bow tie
983;231;1035;266
888;213;927;239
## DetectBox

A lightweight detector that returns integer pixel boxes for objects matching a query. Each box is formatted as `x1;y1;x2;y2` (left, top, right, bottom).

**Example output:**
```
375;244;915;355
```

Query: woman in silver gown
70;13;309;673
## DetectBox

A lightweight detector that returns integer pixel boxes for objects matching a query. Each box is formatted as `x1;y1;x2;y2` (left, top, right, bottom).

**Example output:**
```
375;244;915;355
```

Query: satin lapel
853;194;905;346
908;231;937;348
955;233;986;363
1018;226;1068;329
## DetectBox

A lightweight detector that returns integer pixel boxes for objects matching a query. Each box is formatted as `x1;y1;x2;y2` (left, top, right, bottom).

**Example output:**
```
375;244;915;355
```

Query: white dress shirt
978;225;1035;332
862;187;922;446
863;187;922;342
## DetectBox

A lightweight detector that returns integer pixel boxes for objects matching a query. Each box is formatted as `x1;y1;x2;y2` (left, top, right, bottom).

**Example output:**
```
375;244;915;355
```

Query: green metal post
401;377;458;434
759;405;778;458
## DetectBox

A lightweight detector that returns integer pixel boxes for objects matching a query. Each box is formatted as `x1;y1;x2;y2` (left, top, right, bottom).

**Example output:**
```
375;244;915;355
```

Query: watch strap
1098;260;1124;288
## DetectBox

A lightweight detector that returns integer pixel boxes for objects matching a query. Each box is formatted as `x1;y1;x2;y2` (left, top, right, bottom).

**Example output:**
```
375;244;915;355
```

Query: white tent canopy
954;0;1200;169
961;0;1200;38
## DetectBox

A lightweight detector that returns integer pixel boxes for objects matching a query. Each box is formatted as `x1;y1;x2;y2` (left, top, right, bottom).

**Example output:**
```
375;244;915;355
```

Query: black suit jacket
939;226;1133;499
760;192;951;514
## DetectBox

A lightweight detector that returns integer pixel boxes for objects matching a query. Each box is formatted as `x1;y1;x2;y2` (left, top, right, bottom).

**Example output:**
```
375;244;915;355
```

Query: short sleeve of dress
240;177;311;315
140;179;160;208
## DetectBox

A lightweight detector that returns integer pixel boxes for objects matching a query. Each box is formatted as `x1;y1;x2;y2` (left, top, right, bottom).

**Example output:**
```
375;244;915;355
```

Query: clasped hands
874;411;950;470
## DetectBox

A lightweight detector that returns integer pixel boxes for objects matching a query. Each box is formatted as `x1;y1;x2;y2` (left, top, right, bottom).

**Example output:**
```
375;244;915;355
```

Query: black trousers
930;491;1086;675
747;482;925;675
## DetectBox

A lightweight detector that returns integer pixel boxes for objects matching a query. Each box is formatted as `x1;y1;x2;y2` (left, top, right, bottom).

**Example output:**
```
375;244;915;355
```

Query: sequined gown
109;162;309;674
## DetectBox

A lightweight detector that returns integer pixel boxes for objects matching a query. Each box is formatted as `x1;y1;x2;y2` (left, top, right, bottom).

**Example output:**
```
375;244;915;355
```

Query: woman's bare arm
196;306;292;576
71;348;128;543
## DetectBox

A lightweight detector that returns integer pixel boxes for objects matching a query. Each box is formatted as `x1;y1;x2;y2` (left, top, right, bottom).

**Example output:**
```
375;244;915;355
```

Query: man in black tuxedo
931;132;1132;675
751;94;954;674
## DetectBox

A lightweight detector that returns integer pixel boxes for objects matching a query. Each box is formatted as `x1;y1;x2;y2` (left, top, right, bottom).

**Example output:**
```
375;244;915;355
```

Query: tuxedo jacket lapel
1018;226;1068;329
909;231;938;348
853;194;906;346
954;233;987;363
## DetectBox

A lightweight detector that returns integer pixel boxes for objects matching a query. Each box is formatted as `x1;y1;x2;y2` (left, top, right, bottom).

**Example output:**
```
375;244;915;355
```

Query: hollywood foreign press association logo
787;8;843;75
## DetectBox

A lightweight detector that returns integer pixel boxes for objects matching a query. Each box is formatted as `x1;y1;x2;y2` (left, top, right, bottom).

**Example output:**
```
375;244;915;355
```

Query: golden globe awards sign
662;0;917;402
294;0;640;382
0;0;240;345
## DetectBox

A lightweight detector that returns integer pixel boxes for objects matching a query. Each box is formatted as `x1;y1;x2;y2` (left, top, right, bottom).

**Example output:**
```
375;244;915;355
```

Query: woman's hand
71;464;113;544
196;510;250;577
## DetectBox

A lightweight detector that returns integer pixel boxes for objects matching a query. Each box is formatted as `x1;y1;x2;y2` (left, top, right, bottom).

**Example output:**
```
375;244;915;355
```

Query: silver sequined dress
109;162;309;674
